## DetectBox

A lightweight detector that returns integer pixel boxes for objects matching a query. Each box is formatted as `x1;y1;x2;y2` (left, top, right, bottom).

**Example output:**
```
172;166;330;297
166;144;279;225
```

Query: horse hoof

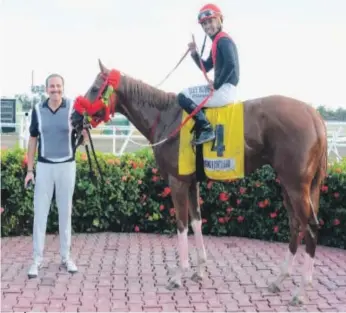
166;279;181;290
289;295;304;306
268;282;281;293
191;272;203;283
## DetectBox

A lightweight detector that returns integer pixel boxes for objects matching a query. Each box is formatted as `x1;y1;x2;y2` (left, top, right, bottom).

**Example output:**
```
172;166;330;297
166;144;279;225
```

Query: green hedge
1;147;345;249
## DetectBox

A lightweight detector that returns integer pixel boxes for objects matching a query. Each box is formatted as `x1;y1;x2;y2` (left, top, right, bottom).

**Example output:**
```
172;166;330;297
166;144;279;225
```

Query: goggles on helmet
198;9;220;23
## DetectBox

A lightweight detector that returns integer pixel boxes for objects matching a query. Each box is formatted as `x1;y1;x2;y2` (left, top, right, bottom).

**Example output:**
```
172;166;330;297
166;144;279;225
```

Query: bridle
72;35;213;182
71;70;122;183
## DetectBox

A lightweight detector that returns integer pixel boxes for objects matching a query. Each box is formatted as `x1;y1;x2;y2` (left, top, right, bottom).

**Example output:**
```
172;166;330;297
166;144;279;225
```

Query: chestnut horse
72;60;327;306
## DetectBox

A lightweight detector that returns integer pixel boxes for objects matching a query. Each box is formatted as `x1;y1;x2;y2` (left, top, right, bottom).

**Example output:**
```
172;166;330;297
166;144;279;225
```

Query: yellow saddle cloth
178;101;245;181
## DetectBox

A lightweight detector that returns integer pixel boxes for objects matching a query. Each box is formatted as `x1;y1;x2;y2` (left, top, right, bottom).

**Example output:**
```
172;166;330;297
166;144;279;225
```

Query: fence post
112;126;116;155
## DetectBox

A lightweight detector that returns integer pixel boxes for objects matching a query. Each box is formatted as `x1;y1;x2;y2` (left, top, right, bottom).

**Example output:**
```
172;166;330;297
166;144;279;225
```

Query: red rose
218;217;225;224
333;219;340;226
237;216;244;223
219;192;229;202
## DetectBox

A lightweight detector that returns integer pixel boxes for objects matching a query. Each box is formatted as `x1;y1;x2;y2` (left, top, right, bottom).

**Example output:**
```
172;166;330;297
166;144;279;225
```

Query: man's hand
24;171;35;188
188;41;197;53
208;80;214;91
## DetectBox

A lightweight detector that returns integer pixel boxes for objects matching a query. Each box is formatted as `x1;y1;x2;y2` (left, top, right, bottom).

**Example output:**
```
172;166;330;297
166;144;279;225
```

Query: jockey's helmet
198;3;223;24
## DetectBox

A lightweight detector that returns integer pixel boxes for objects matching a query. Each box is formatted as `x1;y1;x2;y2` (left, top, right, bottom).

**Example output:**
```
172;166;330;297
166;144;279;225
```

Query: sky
1;0;346;109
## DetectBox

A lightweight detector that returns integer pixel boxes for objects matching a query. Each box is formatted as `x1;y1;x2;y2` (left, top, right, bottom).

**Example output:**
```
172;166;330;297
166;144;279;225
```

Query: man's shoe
27;261;41;279
61;258;78;273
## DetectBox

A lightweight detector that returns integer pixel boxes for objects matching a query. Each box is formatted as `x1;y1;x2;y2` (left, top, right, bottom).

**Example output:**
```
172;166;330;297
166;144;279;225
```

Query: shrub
1;147;345;249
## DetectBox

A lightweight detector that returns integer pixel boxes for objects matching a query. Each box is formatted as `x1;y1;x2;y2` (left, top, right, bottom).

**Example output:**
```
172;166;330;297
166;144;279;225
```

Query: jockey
177;3;240;145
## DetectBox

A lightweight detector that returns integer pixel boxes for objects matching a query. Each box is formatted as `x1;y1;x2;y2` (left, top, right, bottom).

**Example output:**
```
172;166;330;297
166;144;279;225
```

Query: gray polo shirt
29;98;76;163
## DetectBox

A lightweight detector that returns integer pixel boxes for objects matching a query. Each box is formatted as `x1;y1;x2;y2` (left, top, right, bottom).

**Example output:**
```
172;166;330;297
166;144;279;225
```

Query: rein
105;34;214;147
73;34;213;171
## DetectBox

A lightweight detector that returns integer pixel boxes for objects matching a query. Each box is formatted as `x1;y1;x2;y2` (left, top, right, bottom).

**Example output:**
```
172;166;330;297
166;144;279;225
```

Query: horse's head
71;59;122;132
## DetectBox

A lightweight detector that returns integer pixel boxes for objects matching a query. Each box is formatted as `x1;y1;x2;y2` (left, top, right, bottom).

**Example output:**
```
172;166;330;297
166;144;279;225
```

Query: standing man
25;73;81;278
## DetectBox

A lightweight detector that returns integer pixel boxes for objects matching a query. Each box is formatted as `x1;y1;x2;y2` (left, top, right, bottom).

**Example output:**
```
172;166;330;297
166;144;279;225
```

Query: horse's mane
121;74;178;111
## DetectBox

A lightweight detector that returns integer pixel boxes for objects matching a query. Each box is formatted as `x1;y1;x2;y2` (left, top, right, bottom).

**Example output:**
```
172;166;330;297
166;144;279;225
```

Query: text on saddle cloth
178;101;245;181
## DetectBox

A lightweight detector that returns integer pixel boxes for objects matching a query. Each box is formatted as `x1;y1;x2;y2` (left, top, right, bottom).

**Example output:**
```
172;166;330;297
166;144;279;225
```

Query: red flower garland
73;69;122;127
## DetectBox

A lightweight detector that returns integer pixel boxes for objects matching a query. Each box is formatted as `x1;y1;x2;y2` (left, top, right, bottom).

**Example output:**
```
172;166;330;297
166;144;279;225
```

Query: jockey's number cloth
178;101;245;180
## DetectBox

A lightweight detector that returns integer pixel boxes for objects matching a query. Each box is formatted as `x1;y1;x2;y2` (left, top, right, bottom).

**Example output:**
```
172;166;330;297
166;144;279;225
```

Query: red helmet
198;3;223;24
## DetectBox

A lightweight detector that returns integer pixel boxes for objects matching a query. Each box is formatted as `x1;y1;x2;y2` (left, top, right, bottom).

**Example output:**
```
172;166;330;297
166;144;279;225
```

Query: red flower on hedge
22;154;28;168
273;225;279;233
226;207;233;214
236;199;241;206
333;219;340;226
161;187;171;197
237;216;244;223
152;168;158;174
207;181;213;189
333;192;340;198
152;176;160;182
159;205;165;211
319;219;324;226
239;187;246;195
321;185;328;192
219;192;229;202
258;199;270;208
134;225;140;232
218;217;225;224
270;212;277;218
202;218;207;224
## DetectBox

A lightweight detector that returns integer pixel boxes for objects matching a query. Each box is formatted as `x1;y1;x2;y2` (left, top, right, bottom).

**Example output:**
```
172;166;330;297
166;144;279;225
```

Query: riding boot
177;93;215;145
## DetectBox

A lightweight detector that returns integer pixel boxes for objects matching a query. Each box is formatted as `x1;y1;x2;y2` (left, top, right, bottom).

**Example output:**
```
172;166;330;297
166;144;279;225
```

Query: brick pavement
1;233;346;312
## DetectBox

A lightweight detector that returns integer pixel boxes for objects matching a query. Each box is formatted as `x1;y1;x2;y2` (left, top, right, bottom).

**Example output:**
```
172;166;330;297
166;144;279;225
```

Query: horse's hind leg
290;181;320;306
166;175;190;290
280;182;318;306
188;181;207;282
269;186;299;293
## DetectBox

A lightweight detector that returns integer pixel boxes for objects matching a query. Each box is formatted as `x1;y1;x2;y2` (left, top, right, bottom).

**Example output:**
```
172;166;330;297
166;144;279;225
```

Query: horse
71;59;328;306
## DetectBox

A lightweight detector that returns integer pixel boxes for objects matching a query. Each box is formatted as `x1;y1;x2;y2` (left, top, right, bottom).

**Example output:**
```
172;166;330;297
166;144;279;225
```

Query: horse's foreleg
188;181;207;282
166;175;190;290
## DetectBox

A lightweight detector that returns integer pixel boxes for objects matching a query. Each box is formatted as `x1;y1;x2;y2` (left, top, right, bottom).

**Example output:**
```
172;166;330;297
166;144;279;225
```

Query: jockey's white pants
181;83;237;108
32;161;76;263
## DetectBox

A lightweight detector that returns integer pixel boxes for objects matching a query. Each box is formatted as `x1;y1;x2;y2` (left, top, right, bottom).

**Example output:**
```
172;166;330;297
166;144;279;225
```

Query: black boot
177;93;215;145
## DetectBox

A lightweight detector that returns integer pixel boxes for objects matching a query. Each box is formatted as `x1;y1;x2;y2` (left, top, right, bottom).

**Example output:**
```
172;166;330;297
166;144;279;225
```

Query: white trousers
32;161;76;263
181;83;237;108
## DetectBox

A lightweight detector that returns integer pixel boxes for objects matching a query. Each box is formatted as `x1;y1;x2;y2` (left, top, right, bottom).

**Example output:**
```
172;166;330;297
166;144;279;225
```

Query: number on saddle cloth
211;124;225;157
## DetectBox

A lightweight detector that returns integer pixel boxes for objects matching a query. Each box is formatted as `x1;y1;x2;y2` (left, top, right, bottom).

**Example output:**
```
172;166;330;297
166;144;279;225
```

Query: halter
72;69;121;183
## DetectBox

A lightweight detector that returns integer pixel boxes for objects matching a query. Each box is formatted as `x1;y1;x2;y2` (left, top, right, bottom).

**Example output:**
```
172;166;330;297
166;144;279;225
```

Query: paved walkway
1;233;346;312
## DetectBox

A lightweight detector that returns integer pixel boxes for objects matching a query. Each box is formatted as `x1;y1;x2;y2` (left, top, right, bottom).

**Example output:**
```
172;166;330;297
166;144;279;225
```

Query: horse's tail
316;112;328;185
309;111;328;227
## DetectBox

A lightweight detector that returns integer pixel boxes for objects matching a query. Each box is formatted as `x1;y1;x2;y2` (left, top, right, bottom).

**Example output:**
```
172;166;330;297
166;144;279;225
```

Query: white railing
325;121;346;162
2;114;346;159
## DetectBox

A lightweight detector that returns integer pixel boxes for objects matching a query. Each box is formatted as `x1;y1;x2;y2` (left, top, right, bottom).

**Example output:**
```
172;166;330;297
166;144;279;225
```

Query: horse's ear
98;59;108;74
